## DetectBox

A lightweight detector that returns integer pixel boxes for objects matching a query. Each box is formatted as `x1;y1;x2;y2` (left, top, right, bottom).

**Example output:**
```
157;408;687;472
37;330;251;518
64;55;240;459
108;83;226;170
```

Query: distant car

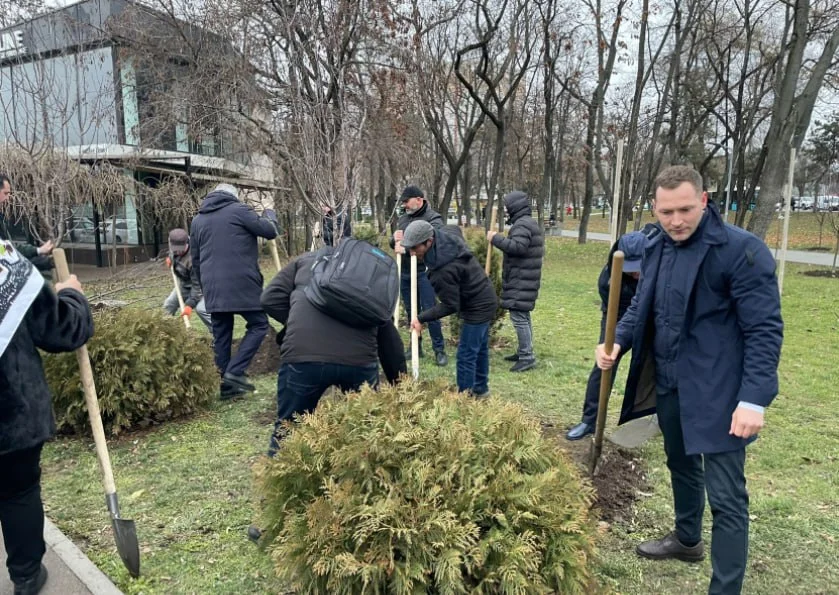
65;217;126;244
797;196;815;211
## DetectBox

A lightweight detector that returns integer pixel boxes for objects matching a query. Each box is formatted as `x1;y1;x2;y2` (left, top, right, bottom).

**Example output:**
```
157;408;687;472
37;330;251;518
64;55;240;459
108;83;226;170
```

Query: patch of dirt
233;327;283;376
540;420;649;524
801;269;839;279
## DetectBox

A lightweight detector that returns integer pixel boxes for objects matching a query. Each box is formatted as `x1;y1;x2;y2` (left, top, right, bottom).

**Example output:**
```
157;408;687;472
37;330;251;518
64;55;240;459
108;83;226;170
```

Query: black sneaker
223;372;255;392
434;351;448;366
13;564;48;595
503;353;519;362
510;359;536;372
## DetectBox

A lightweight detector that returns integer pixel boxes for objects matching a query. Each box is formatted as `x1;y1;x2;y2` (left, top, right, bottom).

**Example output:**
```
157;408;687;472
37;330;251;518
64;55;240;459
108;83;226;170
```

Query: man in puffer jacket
403;221;497;397
487;190;544;372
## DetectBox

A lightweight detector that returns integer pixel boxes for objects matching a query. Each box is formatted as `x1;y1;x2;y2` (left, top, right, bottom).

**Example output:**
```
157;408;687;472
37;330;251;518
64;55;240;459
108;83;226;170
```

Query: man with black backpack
402;221;497;398
260;240;407;456
390;185;449;366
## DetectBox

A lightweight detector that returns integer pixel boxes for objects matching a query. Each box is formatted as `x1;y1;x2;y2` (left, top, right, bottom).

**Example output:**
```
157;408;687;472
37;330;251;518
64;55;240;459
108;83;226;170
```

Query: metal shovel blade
607;415;661;449
107;493;140;577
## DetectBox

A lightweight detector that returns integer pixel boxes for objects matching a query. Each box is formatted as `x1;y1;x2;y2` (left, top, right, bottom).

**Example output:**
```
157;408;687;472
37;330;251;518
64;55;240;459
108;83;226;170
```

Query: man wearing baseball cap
163;228;212;331
402;221;497;397
390;185;449;366
567;230;648;440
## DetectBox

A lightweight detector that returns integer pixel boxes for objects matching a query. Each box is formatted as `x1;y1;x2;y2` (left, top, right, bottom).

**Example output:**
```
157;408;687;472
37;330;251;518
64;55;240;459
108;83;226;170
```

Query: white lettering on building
0;30;27;60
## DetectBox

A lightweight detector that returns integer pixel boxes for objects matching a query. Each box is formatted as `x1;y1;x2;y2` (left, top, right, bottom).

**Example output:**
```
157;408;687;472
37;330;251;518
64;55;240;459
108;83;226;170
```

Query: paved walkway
0;519;122;595
552;229;836;267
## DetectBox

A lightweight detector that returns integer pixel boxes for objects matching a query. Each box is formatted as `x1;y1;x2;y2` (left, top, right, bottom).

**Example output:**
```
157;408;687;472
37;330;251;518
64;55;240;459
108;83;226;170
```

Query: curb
43;519;124;595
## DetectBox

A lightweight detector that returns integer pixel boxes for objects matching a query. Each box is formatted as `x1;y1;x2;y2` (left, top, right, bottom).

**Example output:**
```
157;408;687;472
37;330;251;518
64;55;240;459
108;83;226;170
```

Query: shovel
53;249;141;578
608;414;661;448
589;250;624;475
485;206;497;276
168;259;191;329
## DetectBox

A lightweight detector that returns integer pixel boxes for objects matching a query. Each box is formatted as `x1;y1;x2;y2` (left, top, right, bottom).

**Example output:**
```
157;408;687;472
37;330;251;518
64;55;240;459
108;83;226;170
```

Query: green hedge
44;308;218;435
255;380;597;594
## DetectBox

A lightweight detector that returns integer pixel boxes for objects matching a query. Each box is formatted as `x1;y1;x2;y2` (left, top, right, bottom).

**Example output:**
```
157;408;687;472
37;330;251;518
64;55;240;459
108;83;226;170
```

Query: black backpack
304;239;399;328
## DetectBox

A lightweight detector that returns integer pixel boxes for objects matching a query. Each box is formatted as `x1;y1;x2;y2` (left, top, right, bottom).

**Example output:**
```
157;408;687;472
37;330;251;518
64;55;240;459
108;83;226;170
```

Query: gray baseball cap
400;220;435;249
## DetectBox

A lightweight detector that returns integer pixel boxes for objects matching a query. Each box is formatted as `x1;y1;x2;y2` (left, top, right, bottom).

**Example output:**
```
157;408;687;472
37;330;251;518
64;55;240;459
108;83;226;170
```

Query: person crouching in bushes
402;220;498;398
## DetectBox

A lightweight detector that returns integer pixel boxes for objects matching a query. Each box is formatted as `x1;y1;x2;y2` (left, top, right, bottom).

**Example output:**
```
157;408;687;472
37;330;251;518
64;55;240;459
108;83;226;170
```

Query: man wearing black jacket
402;221;497;397
566;230;648;440
260;252;407;456
321;206;352;247
1;240;94;595
163;228;212;331
0;174;55;274
390;185;448;366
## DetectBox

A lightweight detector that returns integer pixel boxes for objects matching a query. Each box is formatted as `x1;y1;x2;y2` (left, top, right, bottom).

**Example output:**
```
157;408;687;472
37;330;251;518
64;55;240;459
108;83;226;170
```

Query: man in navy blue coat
191;184;279;399
596;165;783;595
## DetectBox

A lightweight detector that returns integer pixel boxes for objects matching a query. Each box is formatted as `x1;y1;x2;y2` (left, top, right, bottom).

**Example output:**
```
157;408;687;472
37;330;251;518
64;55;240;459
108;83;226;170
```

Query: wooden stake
410;254;419;379
777;147;796;296
269;239;282;272
394;256;402;329
485;205;498;276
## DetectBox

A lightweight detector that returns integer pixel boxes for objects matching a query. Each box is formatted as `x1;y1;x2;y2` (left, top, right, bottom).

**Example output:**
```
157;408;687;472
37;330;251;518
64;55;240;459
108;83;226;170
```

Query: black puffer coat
490;191;544;311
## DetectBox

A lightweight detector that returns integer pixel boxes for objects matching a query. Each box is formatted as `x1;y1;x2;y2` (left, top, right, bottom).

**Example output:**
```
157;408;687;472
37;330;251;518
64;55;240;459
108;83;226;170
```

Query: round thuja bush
44;308;218;435
254;380;597;594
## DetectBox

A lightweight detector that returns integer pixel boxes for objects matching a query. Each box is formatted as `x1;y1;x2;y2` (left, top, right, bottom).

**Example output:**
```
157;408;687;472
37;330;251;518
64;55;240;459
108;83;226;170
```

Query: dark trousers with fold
657;389;749;595
581;314;623;425
0;444;46;585
210;311;269;377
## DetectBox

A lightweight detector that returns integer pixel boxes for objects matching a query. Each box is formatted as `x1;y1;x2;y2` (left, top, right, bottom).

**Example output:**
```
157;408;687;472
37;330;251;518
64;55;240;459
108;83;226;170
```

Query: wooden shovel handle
53;249;117;495
590;250;625;474
170;265;191;329
410;254;419;379
269;239;282;272
485;206;498;276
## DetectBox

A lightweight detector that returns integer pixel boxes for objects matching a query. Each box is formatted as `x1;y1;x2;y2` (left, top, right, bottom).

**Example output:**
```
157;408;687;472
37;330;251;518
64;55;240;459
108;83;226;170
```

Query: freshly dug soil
234;326;283;377
541;420;649;524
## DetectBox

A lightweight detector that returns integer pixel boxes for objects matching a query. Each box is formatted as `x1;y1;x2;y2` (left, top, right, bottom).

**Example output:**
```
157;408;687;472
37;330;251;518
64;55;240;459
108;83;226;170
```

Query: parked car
65;217;126;244
797;196;815;211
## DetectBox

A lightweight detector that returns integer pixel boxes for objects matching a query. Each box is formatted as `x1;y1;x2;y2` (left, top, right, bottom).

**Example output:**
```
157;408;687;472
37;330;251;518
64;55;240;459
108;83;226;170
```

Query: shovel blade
608;415;661;449
112;517;140;578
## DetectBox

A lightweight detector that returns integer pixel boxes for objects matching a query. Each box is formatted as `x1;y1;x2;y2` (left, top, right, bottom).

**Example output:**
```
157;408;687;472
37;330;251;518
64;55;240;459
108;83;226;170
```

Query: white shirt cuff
738;402;765;414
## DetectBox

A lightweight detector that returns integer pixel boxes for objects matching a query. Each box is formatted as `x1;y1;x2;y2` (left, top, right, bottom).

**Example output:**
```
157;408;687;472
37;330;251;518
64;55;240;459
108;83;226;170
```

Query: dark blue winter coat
190;190;278;313
614;203;783;455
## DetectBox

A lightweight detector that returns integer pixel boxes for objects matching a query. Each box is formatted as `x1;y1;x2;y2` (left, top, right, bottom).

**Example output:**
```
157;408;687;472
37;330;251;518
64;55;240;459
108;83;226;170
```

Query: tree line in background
2;0;839;253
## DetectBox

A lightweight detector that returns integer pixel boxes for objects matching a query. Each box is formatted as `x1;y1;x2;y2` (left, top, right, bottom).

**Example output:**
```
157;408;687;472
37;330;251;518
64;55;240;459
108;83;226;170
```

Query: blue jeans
401;272;445;353
456;322;489;394
210;311;269;376
268;361;379;456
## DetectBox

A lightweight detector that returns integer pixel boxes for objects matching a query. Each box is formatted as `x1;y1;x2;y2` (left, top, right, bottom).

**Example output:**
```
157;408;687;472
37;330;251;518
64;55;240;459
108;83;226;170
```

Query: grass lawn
39;238;838;594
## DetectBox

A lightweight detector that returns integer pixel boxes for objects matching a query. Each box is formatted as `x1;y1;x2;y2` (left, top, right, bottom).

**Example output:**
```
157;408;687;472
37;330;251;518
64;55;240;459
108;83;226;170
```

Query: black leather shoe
13;564;48;595
434;351;448;366
503;353;519;362
566;422;594;441
247;525;262;544
636;532;705;562
220;382;247;401
510;359;536;372
223;372;255;391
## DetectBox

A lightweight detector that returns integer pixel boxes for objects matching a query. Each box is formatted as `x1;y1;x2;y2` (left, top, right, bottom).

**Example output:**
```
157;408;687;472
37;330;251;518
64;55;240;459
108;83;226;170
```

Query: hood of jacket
425;227;469;269
503;191;532;223
199;190;239;214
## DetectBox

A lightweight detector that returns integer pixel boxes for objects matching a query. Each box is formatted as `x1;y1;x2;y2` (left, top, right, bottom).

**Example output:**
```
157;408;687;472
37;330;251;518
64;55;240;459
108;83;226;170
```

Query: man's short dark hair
0;173;10;189
654;165;703;195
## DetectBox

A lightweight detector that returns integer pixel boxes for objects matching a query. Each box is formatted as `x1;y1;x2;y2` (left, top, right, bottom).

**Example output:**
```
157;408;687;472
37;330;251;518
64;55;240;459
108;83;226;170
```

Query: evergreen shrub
44;308;217;435
255;380;597;594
